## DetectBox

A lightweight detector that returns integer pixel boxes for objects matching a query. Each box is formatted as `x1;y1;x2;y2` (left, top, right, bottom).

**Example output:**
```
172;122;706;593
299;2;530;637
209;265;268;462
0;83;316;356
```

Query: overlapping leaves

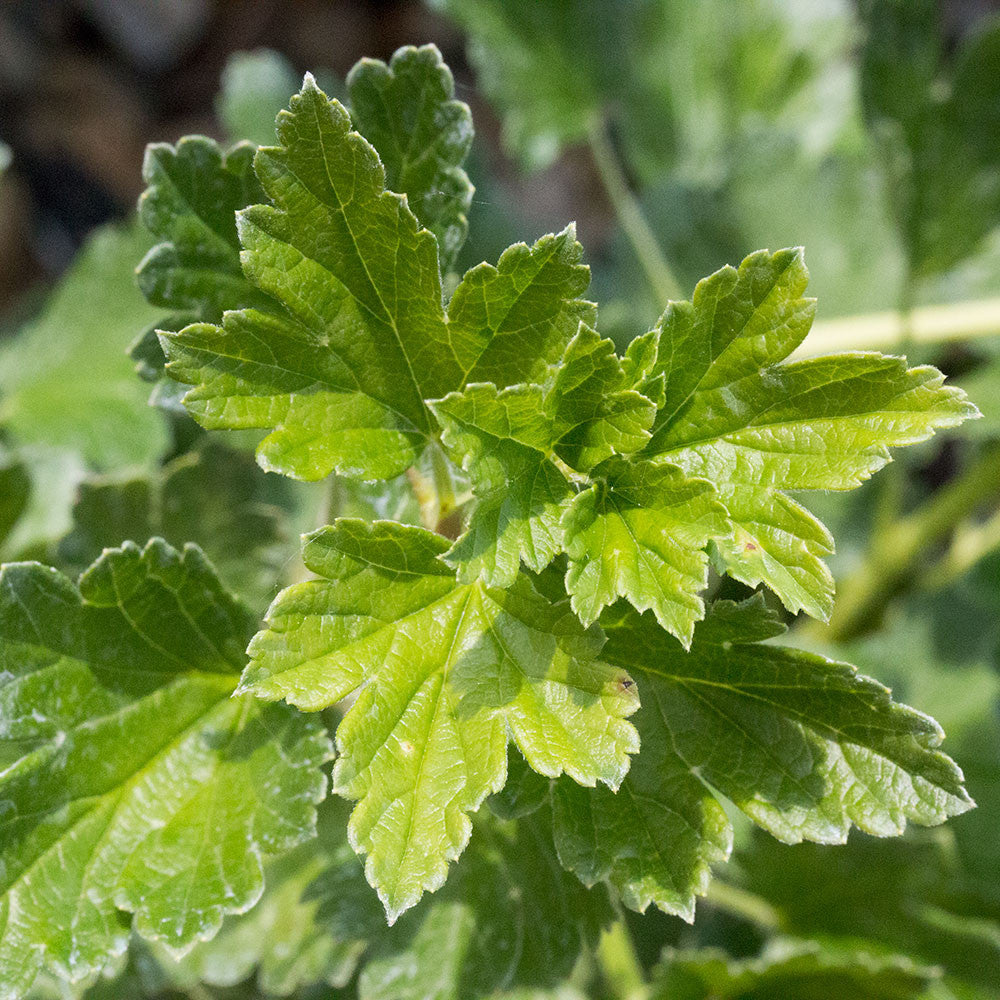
0;540;331;998
549;596;973;922
240;518;639;920
150;62;975;644
637;247;976;619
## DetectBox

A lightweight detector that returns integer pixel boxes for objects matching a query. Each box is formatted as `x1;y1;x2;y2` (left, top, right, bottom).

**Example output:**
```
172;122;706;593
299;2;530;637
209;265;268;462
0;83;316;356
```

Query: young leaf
561;456;728;646
137;137;270;321
430;324;657;588
640;248;976;618
160;75;472;481
653;939;937;1000
157;76;595;482
348;44;474;270
58;442;291;609
240;518;639;921
0;540;331;997
454;226;596;388
551;596;972;922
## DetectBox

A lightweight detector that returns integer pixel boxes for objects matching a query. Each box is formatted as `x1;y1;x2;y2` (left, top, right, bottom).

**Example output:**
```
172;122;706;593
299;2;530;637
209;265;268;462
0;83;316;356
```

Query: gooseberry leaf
239;518;639;921
561;456;728;646
639;248;976;618
137;137;270;322
430;324;657;589
551;596;972;922
158;75;597;481
0;540;331;998
347;44;474;270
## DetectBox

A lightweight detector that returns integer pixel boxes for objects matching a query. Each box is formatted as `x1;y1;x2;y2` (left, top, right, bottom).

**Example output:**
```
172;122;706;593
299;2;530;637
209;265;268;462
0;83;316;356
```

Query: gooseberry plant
0;44;982;1000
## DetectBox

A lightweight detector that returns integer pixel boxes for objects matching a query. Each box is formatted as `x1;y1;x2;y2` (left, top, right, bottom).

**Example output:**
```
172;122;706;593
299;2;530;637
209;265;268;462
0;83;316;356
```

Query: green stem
596;914;648;1000
818;444;1000;642
919;503;1000;592
790;295;1000;359
588;117;682;310
705;881;783;931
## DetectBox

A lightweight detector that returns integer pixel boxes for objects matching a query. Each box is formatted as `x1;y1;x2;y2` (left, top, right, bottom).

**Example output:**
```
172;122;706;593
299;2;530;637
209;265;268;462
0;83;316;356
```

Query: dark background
0;0;613;325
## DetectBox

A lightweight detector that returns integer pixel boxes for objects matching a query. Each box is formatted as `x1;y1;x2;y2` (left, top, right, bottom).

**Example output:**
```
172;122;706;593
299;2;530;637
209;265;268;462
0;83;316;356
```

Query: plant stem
596;915;648;1000
588;117;682;310
790;296;1000;359
705;881;783;931
919;503;1000;592
817;444;1000;642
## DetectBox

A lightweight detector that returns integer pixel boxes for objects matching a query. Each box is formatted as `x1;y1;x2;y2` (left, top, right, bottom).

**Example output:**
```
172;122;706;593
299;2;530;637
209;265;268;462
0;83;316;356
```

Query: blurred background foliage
2;1;1000;998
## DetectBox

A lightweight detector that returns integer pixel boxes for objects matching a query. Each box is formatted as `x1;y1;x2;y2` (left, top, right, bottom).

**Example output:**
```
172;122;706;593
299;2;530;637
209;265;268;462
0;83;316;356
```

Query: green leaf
155;801;370;996
431;324;657;588
551;596;972;922
0;224;169;470
240;519;639;921
358;807;610;1000
217;49;300;146
58;442;292;609
0;540;331;996
737;614;1000;993
859;0;1000;277
348;44;474;270
561;456;728;646
161;75;465;481
159;78;597;482
137;137;270;322
640;248;976;618
454;226;596;388
653;939;937;1000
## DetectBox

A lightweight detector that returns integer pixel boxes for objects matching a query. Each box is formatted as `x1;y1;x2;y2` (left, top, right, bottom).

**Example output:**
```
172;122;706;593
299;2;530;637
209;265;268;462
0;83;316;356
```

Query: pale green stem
705;880;783;931
588;117;683;310
790;295;1000;359
919;503;1000;592
596;915;648;1000
406;464;439;531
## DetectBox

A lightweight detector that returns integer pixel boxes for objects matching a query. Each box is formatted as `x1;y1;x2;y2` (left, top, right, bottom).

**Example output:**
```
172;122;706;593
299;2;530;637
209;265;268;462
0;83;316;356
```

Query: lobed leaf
639;247;976;618
431;323;657;588
348;44;474;270
551;596;972;922
0;540;331;997
561;456;728;646
241;518;639;921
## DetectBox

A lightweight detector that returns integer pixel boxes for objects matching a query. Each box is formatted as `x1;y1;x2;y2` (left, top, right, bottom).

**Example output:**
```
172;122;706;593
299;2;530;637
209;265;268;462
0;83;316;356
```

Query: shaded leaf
0;541;331;996
552;596;971;921
348;44;474;269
